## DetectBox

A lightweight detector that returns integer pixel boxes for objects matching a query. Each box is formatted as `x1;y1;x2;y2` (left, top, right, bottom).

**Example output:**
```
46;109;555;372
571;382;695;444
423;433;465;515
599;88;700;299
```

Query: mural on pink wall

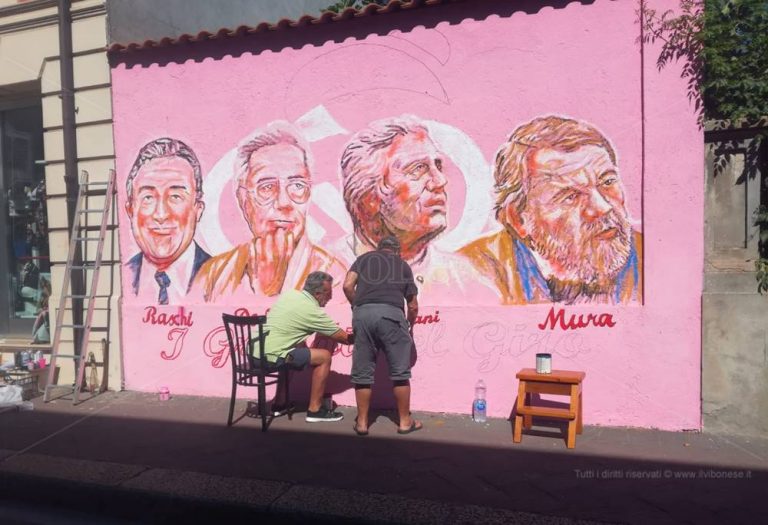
125;138;209;305
461;116;642;305
112;0;702;430
124;115;642;307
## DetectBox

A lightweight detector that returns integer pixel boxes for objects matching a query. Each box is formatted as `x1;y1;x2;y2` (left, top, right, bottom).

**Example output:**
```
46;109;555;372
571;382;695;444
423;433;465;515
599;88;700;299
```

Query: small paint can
535;353;552;374
159;386;171;401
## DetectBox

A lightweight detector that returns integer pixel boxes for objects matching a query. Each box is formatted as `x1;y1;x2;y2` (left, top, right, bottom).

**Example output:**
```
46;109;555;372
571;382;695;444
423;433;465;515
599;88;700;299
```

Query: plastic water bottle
473;379;487;423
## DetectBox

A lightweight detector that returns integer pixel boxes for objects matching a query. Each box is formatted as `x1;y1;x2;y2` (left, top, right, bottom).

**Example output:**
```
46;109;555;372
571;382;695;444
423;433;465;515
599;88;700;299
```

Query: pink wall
111;0;703;430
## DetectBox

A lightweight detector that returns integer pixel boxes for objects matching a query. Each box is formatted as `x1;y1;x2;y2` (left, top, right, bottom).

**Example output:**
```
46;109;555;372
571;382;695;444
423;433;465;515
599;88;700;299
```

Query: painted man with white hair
338;115;484;297
194;122;346;302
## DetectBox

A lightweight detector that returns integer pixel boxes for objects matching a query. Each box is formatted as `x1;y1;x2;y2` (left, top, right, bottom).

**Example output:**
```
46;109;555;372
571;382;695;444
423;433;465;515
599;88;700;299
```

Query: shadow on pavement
0;393;766;524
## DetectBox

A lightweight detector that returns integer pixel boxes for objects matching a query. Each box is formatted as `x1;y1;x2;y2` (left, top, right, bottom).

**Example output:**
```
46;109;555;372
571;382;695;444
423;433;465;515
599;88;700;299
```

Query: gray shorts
351;303;413;384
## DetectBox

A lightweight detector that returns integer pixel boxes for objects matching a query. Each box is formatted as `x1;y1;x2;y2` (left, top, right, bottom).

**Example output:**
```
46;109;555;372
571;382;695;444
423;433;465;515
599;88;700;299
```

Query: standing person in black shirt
343;236;422;436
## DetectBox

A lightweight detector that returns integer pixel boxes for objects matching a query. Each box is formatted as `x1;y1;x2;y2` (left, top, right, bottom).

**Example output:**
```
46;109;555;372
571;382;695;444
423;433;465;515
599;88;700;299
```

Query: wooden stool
513;368;585;449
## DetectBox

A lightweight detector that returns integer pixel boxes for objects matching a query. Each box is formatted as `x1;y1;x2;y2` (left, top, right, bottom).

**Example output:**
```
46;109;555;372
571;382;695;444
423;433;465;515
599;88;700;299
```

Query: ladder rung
59;325;108;332
48;355;86;360
76;225;117;231
74;237;101;242
79;209;104;214
62;306;111;311
64;295;111;299
54;260;119;266
85;181;109;186
70;265;99;270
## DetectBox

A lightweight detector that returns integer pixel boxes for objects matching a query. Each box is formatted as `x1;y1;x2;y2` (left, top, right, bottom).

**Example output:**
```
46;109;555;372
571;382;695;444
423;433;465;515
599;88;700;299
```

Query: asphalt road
0;500;141;525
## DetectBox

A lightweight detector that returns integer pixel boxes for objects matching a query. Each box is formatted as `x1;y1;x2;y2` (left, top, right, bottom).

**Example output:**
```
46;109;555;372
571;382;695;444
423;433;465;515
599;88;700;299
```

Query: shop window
0;104;49;338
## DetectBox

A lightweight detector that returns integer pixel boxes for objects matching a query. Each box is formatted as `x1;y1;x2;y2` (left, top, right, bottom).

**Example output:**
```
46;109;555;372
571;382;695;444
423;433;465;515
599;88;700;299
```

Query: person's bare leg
307;348;331;412
393;379;422;432
354;385;372;432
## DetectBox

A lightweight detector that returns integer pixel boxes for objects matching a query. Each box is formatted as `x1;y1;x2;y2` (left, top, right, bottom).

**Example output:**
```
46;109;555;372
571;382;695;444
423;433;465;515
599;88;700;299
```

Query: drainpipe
58;0;84;351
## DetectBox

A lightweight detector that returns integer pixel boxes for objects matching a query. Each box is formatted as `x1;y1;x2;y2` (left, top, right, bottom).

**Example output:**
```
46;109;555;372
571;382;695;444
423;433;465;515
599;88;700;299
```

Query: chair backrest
222;313;268;381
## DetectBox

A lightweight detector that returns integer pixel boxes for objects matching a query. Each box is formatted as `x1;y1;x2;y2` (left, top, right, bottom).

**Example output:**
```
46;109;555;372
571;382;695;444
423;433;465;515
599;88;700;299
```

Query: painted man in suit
459;115;642;304
125;138;210;305
193;122;345;302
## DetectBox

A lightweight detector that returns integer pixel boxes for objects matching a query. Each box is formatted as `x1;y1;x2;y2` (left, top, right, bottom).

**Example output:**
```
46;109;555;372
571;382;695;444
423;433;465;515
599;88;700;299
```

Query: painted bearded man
459;115;642;304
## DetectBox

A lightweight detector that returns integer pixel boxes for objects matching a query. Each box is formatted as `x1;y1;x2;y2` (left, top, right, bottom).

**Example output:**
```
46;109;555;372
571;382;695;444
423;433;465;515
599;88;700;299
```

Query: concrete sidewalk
1;391;766;524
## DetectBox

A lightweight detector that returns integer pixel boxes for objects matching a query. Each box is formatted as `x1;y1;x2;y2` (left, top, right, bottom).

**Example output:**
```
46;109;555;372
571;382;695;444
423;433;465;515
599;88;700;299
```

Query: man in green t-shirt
263;271;354;422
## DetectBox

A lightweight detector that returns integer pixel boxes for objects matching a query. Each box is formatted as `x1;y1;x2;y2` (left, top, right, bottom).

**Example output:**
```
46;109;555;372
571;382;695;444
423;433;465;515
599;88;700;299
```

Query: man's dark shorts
275;346;311;370
252;347;311;370
351;303;413;384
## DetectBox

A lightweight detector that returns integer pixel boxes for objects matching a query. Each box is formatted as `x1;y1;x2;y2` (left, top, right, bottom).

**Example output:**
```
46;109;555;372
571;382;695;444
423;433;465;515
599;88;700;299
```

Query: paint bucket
535;353;552;374
159;386;171;401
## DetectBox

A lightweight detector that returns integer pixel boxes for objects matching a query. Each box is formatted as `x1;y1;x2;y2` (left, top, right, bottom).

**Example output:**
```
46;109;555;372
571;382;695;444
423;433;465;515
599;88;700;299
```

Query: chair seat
240;360;283;374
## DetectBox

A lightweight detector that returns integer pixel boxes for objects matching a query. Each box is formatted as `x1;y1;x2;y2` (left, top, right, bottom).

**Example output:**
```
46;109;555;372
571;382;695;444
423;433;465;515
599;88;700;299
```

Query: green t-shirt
260;289;340;362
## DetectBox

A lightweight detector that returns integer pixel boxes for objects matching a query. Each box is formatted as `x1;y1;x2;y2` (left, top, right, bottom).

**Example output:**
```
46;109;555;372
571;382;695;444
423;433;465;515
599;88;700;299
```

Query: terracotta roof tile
108;0;457;53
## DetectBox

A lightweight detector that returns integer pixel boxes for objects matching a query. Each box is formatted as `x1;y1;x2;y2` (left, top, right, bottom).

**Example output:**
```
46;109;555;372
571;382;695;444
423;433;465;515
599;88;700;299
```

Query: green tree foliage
323;0;391;14
641;0;768;122
702;0;768;121
640;1;704;114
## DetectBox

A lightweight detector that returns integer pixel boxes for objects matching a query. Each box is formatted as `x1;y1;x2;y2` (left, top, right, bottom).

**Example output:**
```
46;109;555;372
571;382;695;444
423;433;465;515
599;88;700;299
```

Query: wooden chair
222;313;291;431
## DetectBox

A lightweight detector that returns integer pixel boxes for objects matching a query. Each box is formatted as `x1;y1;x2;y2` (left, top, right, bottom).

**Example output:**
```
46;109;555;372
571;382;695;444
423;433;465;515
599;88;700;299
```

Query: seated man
261;271;353;422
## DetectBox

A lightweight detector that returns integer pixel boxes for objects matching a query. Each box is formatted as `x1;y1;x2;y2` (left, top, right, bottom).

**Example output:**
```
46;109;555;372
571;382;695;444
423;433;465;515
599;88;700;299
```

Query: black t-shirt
350;250;418;310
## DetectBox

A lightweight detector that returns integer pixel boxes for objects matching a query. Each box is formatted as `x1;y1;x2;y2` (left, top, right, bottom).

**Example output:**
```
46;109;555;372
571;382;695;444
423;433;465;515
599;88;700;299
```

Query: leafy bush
323;0;390;14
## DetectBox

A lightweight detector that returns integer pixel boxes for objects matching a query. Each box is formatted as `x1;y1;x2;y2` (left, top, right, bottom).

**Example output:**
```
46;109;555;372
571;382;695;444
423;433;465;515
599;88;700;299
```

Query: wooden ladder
44;170;115;404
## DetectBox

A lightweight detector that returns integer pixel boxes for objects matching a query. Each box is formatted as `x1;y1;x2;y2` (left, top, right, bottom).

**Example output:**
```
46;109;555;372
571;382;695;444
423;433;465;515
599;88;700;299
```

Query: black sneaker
270;403;294;417
305;406;344;422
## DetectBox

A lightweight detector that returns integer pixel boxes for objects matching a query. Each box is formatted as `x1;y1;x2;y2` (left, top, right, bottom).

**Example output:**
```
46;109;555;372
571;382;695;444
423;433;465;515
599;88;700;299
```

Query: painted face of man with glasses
194;122;347;301
237;140;311;247
236;136;311;296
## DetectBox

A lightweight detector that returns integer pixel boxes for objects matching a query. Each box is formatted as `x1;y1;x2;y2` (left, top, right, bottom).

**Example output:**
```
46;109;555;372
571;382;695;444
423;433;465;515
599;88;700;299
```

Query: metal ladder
44;170;115;404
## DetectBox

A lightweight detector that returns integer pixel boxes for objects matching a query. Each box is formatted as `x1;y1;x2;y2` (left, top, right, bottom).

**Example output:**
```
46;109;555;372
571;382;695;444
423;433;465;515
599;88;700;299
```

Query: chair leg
258;380;267;432
283;369;293;420
566;384;578;448
523;392;532;428
567;420;576;449
577;391;583;434
227;382;237;426
513;414;523;443
513;380;526;442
